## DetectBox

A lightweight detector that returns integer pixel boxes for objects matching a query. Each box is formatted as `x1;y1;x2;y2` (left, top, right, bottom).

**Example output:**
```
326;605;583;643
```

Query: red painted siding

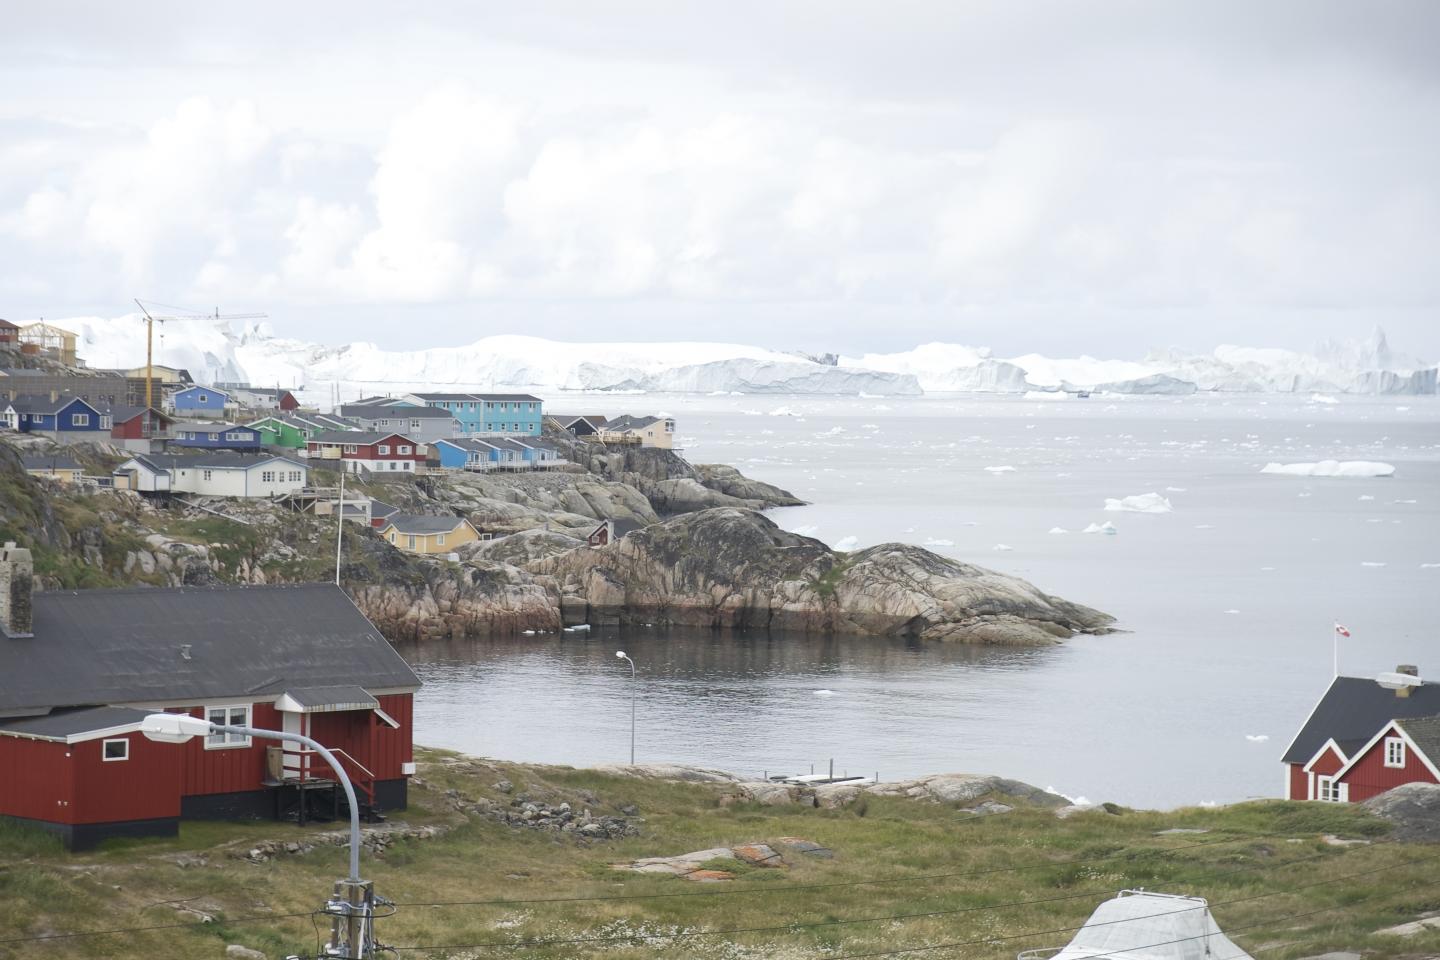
178;702;283;797
1288;763;1307;801
111;411;171;440
1308;745;1344;777
279;393;299;412
307;434;426;463
71;733;180;824
0;737;77;823
305;694;413;782
1340;730;1439;803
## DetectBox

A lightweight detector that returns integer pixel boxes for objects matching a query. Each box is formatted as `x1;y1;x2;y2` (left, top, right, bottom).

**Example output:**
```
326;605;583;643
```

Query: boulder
1362;782;1440;842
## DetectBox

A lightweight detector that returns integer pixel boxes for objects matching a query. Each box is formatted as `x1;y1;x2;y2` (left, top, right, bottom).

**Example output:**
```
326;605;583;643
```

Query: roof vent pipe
0;541;35;639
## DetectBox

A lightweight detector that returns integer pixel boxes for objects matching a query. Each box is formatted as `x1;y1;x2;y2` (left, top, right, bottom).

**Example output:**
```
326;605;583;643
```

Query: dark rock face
529;508;1114;644
1362;783;1440;842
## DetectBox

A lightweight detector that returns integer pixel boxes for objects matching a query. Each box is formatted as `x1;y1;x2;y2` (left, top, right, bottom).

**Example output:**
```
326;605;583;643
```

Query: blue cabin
405;393;543;437
169;385;231;418
168;422;262;451
8;395;110;438
434;437;550;470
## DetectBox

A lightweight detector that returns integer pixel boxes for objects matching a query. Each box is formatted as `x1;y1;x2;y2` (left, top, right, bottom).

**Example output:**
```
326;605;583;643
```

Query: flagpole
1332;620;1338;679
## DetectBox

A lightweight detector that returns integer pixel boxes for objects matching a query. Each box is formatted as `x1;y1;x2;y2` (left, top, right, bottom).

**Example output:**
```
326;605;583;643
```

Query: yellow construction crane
133;300;266;410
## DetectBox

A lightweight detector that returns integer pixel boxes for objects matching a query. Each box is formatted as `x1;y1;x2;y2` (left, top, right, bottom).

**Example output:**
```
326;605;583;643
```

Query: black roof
1283;676;1440;764
0;584;420;713
605;414;663;431
105;404;170;423
369;499;399;520
0;706;152;741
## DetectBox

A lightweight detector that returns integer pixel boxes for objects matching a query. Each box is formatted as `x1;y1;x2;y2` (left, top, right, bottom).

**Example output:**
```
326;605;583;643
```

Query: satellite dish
1376;671;1422;690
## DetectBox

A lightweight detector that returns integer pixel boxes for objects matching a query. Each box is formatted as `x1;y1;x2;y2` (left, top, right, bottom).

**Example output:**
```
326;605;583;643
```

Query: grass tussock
0;748;1436;959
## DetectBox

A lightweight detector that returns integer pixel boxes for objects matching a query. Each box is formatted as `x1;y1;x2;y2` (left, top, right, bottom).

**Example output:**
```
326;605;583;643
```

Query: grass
0;749;1436;960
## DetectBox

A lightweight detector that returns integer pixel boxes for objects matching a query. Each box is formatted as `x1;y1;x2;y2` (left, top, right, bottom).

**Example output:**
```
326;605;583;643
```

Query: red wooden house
107;404;174;441
307;431;428;476
1281;666;1440;803
0;544;421;850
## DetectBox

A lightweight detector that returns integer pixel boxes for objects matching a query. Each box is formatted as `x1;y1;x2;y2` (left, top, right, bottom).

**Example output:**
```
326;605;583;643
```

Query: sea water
411;393;1440;808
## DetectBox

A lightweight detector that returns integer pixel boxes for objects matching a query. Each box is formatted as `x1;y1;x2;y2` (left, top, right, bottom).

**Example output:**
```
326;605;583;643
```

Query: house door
281;711;303;778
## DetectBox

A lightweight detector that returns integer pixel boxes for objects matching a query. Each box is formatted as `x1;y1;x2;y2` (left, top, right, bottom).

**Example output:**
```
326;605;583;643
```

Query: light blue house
8;395;111;441
434;437;566;471
404;393;543;437
168;422;262;451
169;385;232;418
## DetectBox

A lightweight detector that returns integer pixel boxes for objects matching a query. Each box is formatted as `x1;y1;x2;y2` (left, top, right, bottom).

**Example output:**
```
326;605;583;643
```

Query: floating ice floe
1308;393;1339;405
788;524;819;537
563;624;592;632
1024;390;1071;401
1224;609;1241;614
1082;521;1118;535
992;543;1013;551
1422;563;1440;569
832;535;859;551
1104;492;1174;513
1395;499;1417;504
813;689;838;697
1260;460;1395;478
984;465;1016;473
1360;561;1387;567
1358;494;1375;501
1165;486;1188;492
923;538;955;547
1048;527;1069;534
1245;734;1269;742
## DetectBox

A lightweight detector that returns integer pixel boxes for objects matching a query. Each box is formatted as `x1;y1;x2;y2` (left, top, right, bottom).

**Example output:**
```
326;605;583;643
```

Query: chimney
0;542;34;639
1395;664;1418;698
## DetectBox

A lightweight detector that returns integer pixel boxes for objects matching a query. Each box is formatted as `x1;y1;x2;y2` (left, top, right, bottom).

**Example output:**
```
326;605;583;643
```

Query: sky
2;1;1437;360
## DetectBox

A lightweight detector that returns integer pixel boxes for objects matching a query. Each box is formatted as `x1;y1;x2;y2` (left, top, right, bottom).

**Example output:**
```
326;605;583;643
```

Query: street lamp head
141;712;213;743
615;650;626;659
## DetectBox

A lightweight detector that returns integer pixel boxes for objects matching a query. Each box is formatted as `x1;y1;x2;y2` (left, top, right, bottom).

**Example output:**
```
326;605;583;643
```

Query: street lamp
141;713;379;958
615;650;636;766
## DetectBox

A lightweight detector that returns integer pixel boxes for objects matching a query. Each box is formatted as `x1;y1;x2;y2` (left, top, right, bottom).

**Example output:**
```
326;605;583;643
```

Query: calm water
412;393;1440;808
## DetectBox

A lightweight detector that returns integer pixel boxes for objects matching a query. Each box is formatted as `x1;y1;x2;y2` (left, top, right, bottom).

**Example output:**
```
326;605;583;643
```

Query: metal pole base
323;878;374;959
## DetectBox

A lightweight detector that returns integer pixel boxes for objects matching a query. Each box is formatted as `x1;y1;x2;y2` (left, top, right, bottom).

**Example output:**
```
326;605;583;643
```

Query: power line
384;848;1437;953
394;829;1280;908
0;910;318;947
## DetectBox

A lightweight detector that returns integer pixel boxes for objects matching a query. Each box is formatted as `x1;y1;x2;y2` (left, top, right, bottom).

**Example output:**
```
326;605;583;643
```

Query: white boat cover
1050;891;1254;960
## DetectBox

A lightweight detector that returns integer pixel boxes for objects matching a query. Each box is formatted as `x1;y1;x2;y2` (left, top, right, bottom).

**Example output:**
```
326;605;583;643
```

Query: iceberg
1260;461;1396;478
1082;521;1118;535
1103;493;1174;514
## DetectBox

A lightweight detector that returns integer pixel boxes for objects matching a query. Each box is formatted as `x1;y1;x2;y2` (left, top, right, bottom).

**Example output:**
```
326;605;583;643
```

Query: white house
114;453;309;498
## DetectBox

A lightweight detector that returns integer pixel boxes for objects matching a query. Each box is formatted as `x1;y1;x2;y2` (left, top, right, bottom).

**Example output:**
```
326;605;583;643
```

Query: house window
101;416;112;429
407;535;416;549
202;470;213;481
378;444;390;455
198;393;208;403
389;461;397;471
402;461;411;471
1316;777;1345;802
225;431;248;441
72;413;90;426
1385;737;1406;768
397;445;412;455
436;533;446;546
388;531;396;543
102;738;130;762
205;705;252;749
380;419;389;427
289;470;302;482
262;471;275;482
343;444;358;454
411;420;421;429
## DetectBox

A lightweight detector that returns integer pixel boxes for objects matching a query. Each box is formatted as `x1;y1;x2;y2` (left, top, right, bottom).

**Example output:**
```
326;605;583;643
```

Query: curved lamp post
615;650;636;766
141;713;376;958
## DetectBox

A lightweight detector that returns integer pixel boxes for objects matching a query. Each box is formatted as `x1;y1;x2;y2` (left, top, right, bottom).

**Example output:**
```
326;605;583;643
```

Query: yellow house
379;514;482;555
598;414;676;449
21;453;84;484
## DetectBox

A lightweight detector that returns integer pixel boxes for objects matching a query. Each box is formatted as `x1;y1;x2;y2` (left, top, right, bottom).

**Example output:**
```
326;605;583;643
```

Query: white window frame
388;531;396;543
397;445;412;455
72;413;90;426
410;420;422;429
202;469;213;481
436;533;446;546
407;534;417;549
377;444;390;455
1384;737;1406;768
343;444;358;454
102;738;130;762
204;704;252;749
198;393;208;403
1316;776;1347;803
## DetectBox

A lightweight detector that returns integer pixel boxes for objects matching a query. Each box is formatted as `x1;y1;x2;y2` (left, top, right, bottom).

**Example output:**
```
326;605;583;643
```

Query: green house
247;413;357;449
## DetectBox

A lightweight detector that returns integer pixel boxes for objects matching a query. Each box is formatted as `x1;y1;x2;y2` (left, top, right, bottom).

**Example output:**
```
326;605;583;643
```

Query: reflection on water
411;627;1055;785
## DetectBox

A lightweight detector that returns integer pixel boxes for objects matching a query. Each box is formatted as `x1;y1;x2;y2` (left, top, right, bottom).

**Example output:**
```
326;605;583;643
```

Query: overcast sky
2;1;1436;359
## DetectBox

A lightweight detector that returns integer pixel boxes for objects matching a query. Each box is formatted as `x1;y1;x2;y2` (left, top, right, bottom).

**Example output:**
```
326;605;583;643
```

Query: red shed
306;431;428;476
107;404;174;441
1281;666;1440;803
0;544;421;850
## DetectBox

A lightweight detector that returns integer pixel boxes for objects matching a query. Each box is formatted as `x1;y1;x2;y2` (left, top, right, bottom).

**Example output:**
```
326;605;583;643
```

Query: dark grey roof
437;437;495;452
369;499;399;520
0;706;153;740
126;453;303;472
383;513;470;535
105;404;169;424
6;393;98;415
605;414;662;431
0;583;420;713
171;421;255;435
281;685;378;710
1283;676;1440;764
175;384;229;396
356;406;455;420
412;392;541;403
20;454;81;471
310;430;414;444
1395;715;1440;766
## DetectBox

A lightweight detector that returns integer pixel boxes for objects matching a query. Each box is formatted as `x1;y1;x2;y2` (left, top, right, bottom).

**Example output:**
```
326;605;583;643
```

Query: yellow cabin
379;514;481;555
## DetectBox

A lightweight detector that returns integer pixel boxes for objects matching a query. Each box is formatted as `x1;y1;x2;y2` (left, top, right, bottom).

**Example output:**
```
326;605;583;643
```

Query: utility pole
134;300;161;411
335;466;346;586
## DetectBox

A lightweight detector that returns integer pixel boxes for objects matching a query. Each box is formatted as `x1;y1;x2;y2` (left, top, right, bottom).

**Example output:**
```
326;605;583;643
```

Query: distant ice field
413;393;1440;808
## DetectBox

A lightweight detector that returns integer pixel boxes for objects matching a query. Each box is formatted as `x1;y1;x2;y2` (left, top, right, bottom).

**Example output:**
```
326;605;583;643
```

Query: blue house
168;385;232;419
435;437;565;471
404;393;543;437
168;422;262;451
8;395;110;442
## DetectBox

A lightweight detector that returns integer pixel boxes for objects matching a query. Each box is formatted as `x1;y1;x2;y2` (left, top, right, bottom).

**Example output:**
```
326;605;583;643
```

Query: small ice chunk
1165;486;1188;492
1308;393;1339;405
992;543;1013;551
923;538;955;547
1421;563;1440;569
1360;561;1387;567
1358;494;1374;501
1194;524;1215;529
1245;734;1269;742
1224;609;1241;614
789;524;819;536
1104;492;1173;513
1081;521;1118;535
1395;499;1417;504
813;689;838;697
1048;527;1069;534
832;535;859;551
1260;460;1395;478
984;465;1016;474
